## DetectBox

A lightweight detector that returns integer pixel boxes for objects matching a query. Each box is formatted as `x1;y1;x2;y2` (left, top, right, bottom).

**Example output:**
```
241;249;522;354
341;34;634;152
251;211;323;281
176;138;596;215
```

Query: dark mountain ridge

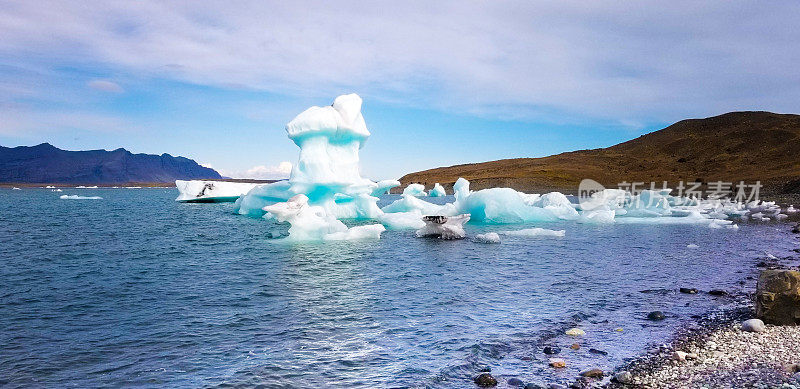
0;143;221;184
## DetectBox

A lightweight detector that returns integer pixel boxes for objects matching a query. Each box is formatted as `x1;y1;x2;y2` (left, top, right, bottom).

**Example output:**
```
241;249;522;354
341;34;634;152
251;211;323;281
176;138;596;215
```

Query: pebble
474;373;498;387
742;318;766;333
648;311;666;321
579;368;604;378
543;346;560;355
570;343;580;350
565;328;585;336
549;358;566;368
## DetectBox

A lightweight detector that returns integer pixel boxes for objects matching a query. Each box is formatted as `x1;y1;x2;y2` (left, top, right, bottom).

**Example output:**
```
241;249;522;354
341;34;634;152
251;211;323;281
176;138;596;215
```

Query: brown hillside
399;112;800;195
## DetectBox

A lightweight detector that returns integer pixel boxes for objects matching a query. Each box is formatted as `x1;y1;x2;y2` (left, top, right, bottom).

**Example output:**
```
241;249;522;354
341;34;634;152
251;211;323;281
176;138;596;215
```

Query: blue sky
1;1;798;180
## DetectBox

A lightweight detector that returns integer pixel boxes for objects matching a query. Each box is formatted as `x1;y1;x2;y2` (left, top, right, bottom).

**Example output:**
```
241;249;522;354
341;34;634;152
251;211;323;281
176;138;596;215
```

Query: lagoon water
1;188;797;388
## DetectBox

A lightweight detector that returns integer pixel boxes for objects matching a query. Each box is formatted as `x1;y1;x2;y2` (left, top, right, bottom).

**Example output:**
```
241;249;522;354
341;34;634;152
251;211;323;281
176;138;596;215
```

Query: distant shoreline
0;178;281;188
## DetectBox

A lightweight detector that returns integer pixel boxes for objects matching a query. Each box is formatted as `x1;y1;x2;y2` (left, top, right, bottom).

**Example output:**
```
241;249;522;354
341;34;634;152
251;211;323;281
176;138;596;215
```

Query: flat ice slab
175;180;259;202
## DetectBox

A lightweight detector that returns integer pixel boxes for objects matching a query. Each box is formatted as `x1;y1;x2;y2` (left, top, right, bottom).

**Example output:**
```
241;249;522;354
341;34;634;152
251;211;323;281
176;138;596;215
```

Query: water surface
1;188;796;387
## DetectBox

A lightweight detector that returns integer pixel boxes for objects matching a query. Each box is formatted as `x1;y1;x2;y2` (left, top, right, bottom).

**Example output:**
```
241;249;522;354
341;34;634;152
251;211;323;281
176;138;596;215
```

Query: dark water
1;188;797;388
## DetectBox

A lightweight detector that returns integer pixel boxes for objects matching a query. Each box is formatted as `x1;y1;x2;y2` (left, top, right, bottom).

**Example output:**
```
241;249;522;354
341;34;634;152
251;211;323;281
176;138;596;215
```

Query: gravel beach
605;223;800;389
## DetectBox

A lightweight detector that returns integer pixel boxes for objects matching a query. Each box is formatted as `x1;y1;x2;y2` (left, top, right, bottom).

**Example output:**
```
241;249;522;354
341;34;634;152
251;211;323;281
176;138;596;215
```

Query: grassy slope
399;111;800;195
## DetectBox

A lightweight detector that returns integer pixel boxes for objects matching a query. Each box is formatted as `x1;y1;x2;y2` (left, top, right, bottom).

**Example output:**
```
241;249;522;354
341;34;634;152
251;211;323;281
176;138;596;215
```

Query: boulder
474;373;498;387
507;377;524;387
549;358;566;368
756;270;800;325
741;318;766;333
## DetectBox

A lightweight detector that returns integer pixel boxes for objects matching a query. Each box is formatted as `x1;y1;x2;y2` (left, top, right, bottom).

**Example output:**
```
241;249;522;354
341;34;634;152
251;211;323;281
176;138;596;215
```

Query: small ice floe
776;213;789;220
751;212;764;219
474;232;501;244
45;185;55;188
415;214;470;239
12;187;21;190
60;195;103;200
764;251;778;260
51;189;63;192
787;205;797;213
428;183;447;197
75;185;99;189
501;227;566;237
687;244;699;249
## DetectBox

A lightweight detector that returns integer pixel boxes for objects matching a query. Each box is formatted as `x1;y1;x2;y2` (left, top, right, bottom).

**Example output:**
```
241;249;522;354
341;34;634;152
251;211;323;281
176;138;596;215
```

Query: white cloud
0;1;798;124
216;162;292;180
87;79;124;93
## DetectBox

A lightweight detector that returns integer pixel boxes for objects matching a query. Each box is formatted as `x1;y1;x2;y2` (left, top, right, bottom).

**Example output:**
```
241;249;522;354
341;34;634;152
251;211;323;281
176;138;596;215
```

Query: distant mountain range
0;143;222;184
400;111;800;196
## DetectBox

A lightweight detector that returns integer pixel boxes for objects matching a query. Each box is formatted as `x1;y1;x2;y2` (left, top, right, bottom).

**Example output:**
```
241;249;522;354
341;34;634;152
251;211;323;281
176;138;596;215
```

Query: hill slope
0;143;222;184
399;111;800;195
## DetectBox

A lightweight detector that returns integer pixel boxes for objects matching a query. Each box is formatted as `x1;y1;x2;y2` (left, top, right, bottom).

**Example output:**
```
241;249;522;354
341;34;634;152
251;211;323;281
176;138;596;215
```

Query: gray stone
507;377;524;387
613;371;633;384
647;311;666;321
474;373;498;387
741;318;766;333
579;368;604;378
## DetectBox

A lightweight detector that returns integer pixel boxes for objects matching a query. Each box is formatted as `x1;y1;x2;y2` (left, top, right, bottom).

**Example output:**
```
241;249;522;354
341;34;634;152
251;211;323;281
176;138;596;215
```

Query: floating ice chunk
12;187;21;190
578;209;616;224
501;228;565;237
687;244;699;248
175;180;258;203
750;212;764;219
45;185;55;188
428;183;447;197
402;184;427;197
455;187;578;223
323;224;386;241
76;185;99;188
415;214;470;239
379;211;426;230
776;213;789;220
60;195;102;200
382;193;455;215
234;181;293;216
372;179;400;196
787;205;797;213
263;194;384;241
474;232;501;244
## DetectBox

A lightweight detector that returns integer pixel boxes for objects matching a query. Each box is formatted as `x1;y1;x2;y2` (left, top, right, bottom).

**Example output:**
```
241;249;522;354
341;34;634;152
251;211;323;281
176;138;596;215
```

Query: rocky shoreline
605;224;800;389
471;222;800;389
